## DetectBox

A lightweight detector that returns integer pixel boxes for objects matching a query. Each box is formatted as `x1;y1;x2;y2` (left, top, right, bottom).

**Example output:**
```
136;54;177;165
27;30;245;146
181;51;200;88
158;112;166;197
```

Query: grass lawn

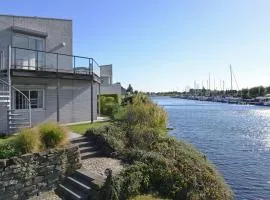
67;121;111;134
0;135;17;144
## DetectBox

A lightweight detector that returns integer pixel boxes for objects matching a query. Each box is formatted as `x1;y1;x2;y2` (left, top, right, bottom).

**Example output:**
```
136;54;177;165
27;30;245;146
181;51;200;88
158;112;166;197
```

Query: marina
153;96;270;200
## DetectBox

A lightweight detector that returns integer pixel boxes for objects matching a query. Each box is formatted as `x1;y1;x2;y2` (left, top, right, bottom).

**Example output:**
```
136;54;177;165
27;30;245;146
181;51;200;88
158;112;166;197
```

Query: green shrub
101;94;120;116
127;126;160;150
86;94;233;200
85;124;126;156
39;123;68;149
120;95;168;134
16;128;40;153
112;106;127;121
0;140;20;158
113;148;232;200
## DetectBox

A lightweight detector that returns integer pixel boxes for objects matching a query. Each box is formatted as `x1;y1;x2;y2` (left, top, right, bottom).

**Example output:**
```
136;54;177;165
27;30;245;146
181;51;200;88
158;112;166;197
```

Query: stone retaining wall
0;145;81;200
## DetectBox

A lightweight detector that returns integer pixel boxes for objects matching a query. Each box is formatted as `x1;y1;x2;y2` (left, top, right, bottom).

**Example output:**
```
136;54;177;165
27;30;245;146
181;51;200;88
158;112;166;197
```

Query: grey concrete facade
100;64;112;85
11;77;98;125
100;64;125;96
0;15;72;70
100;83;124;96
0;15;99;133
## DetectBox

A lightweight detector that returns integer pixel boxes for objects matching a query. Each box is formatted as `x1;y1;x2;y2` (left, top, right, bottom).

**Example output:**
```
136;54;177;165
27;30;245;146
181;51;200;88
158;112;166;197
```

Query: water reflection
152;97;270;200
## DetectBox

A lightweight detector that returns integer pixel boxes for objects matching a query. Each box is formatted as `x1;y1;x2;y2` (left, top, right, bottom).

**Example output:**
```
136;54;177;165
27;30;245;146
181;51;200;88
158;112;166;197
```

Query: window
12;33;45;69
0;51;3;69
15;89;44;109
13;34;45;50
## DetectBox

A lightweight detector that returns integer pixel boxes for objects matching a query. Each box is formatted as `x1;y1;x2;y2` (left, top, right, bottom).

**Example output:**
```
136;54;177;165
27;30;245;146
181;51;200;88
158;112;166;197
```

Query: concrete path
65;116;110;127
69;132;82;140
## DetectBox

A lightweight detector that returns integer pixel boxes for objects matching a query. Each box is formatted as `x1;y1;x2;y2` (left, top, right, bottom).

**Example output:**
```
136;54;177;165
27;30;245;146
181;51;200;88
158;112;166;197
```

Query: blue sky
1;0;270;92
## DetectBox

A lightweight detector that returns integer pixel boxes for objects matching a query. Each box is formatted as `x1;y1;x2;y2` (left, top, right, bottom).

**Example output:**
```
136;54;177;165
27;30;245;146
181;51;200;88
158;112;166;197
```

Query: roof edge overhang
12;26;48;38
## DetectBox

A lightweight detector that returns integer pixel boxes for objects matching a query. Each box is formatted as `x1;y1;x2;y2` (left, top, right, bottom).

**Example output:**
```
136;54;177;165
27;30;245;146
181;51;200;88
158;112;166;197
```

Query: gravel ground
28;191;62;200
81;157;124;177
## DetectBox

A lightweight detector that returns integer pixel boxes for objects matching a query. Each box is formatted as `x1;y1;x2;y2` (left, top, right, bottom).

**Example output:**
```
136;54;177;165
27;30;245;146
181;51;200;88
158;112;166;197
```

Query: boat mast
230;64;233;91
209;73;211;90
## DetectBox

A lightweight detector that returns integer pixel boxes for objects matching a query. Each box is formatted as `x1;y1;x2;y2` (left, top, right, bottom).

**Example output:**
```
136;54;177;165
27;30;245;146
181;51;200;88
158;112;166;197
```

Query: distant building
100;64;125;96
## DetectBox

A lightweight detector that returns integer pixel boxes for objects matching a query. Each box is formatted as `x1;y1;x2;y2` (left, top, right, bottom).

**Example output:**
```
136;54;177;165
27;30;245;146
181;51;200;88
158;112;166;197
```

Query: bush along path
55;135;124;200
84;94;234;200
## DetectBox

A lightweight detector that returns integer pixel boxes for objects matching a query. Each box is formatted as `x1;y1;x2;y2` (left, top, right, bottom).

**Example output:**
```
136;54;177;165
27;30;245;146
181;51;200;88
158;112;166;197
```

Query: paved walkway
69;131;81;139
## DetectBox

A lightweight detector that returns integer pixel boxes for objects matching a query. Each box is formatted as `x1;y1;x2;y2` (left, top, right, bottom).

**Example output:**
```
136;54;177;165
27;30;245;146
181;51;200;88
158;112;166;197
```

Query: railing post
73;56;76;74
98;83;101;117
36;50;39;71
56;53;60;122
56;53;59;73
29;102;32;127
14;47;16;69
7;110;9;134
90;58;94;123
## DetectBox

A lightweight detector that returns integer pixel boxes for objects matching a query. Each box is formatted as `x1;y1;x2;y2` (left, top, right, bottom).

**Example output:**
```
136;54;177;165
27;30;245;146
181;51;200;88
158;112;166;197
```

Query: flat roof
0;14;72;22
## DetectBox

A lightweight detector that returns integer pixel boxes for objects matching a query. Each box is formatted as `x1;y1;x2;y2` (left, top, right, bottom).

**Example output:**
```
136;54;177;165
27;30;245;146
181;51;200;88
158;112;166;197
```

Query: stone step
75;141;95;148
73;168;105;190
79;146;98;153
70;136;89;143
71;139;96;146
66;176;91;194
57;183;88;200
80;151;101;160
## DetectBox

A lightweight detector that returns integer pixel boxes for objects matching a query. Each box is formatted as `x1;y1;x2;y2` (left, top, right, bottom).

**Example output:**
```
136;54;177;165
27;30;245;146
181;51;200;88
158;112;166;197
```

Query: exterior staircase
0;75;31;134
56;136;106;199
71;136;102;160
56;168;105;200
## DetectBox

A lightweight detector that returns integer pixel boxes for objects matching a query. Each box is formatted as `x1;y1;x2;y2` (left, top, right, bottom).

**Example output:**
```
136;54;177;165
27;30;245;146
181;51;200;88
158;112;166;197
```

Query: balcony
8;47;100;81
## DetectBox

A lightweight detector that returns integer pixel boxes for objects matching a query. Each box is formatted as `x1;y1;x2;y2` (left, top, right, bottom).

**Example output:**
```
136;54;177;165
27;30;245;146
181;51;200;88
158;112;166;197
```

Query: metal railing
11;47;100;77
0;78;31;134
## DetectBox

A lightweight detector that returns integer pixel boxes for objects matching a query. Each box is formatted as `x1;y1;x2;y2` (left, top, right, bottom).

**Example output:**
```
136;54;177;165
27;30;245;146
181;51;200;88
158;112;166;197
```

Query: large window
0;51;3;70
15;89;44;109
13;33;45;50
12;33;45;69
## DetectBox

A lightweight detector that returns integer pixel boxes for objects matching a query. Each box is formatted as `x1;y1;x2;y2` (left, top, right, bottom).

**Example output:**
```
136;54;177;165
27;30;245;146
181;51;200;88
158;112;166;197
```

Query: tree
249;86;265;97
241;88;249;99
126;84;134;94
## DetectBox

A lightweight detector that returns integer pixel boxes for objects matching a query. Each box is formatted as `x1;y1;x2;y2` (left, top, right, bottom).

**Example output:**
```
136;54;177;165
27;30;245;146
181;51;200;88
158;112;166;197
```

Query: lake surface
152;96;270;200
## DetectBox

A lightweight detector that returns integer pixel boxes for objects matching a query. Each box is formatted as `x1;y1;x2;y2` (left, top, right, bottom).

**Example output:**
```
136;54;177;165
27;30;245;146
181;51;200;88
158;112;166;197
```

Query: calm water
152;96;270;200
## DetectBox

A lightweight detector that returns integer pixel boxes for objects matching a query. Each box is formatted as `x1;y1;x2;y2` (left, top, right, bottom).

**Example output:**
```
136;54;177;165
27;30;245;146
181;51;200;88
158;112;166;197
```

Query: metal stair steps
9;122;30;125
1;76;31;134
0;99;10;103
8;117;28;121
9;126;30;129
8;113;21;116
0;95;9;98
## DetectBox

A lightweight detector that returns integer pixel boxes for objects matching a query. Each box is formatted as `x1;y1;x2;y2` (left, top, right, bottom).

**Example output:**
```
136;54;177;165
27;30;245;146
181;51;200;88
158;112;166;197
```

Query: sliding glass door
12;33;45;70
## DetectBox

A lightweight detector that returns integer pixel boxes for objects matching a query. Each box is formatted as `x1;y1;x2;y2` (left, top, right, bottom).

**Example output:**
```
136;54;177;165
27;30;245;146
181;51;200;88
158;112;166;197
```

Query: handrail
12;46;96;60
0;78;32;127
11;46;100;77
